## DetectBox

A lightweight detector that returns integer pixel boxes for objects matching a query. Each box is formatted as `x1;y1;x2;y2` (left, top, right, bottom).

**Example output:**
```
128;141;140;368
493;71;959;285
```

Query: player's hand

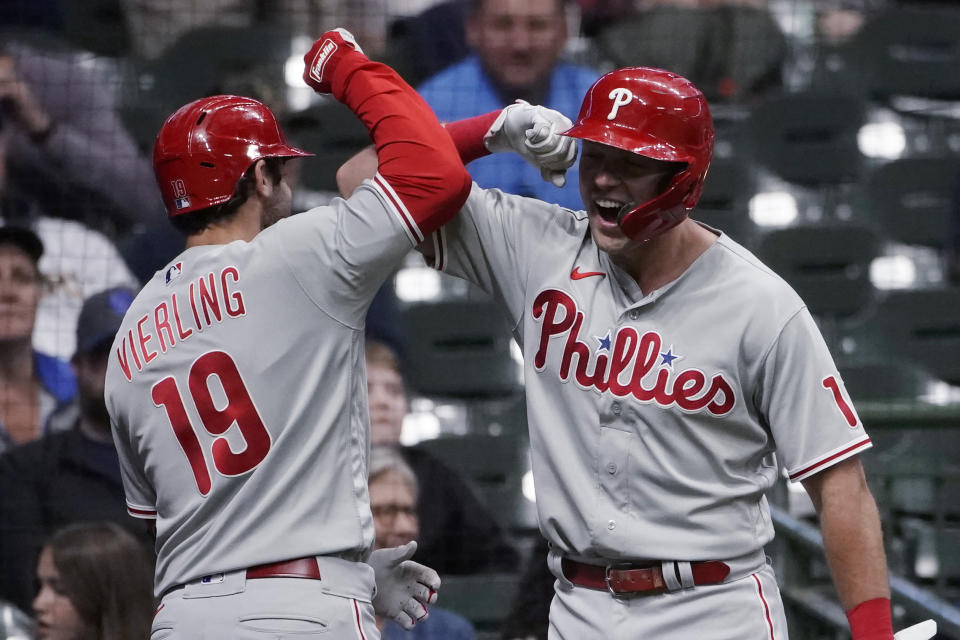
484;100;577;187
302;28;365;94
368;541;440;630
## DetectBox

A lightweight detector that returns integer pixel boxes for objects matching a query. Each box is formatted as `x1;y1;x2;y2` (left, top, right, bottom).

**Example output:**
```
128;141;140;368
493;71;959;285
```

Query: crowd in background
0;0;958;637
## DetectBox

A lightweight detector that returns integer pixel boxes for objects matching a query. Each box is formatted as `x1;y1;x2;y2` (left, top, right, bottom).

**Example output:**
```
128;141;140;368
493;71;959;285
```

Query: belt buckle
603;562;635;598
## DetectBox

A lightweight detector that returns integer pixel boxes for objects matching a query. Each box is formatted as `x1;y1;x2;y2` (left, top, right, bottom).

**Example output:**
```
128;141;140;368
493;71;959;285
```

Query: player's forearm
804;458;892;638
818;481;890;609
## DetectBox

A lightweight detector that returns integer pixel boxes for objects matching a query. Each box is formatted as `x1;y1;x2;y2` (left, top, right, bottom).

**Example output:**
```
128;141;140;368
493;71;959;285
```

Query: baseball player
339;67;897;639
105;29;471;638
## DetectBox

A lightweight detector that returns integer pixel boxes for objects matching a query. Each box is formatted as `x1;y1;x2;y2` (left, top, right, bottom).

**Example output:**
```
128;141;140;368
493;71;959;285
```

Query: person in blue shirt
370;446;478;640
0;225;74;455
417;0;599;210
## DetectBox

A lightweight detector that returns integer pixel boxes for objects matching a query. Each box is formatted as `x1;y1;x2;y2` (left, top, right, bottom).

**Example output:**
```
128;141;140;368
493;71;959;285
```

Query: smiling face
578;140;684;258
467;0;567;93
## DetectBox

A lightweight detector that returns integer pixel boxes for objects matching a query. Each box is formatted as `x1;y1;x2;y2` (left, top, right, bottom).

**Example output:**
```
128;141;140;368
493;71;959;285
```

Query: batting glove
368;541;440;630
484;100;577;187
894;620;937;640
302;28;365;94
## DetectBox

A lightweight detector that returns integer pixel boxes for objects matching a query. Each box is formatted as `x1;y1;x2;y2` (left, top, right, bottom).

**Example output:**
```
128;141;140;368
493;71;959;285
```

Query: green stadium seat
595;5;785;103
844;287;960;386
417;434;537;534
839;6;960;100
435;572;522;637
691;156;757;248
283;101;372;193
755;223;880;319
400;298;521;398
860;157;960;250
745;92;866;186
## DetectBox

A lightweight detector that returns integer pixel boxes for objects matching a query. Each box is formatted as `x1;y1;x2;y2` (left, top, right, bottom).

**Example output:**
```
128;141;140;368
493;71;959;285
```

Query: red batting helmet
153;95;313;217
562;67;715;242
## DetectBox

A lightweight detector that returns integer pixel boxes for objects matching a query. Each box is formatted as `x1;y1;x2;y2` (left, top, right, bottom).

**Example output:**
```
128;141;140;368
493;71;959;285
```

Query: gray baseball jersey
106;180;421;597
429;185;871;563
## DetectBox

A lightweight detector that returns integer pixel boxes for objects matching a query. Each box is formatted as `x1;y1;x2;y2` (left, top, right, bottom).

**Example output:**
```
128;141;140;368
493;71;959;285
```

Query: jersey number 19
152;350;271;495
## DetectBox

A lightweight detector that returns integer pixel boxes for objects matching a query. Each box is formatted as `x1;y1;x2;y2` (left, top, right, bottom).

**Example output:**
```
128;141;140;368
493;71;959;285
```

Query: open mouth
594;198;627;222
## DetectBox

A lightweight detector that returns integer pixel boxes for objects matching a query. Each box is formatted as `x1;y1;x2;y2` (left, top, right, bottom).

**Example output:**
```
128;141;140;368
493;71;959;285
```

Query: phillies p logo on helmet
607;88;634;120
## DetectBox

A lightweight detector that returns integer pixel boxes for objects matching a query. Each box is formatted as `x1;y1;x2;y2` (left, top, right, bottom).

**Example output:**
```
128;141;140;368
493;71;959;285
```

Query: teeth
595;199;625;209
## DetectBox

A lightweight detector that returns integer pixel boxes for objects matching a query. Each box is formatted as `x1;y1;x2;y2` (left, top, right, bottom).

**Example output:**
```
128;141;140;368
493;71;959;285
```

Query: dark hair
46;522;154;640
169;156;286;235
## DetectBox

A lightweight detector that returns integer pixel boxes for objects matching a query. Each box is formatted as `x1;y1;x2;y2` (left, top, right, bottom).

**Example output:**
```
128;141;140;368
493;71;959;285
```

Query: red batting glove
847;597;894;640
302;28;365;94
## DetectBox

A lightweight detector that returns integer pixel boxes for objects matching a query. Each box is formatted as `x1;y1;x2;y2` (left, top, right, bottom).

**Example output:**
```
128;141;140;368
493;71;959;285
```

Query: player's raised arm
303;29;471;241
336;102;577;198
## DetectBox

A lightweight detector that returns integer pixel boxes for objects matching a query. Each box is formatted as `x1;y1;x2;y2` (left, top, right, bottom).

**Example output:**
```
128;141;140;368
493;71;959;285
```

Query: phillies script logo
532;289;736;416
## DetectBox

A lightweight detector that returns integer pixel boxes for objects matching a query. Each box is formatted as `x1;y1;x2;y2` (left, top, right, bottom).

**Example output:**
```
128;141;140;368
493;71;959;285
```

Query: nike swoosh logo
571;267;606;280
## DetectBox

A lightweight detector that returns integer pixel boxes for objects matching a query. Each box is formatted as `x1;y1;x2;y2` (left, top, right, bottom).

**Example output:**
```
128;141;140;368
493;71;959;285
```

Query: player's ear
251;159;275;198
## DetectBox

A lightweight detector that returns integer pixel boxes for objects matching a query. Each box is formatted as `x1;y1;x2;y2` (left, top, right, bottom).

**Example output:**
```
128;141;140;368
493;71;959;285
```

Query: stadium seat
283;101;372;193
692;155;757;247
836;359;934;403
400;298;521;398
595;7;710;88
744;92;867;186
62;0;129;57
416;434;537;534
838;6;960;100
595;5;785;103
860;157;960;250
844;287;960;386
755;223;880;319
435;572;523;638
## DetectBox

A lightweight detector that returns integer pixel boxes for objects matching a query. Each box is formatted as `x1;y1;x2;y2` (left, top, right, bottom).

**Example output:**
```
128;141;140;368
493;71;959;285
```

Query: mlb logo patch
165;261;183;285
175;196;190;210
200;573;224;585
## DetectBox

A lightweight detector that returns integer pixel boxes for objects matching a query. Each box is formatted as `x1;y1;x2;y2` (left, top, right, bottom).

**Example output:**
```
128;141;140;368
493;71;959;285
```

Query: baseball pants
547;561;789;640
151;556;379;639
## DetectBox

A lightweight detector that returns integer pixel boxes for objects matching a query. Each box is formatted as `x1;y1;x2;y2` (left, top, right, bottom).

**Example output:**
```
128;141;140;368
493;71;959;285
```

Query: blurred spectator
369;445;477;640
366;339;520;574
384;0;471;86
0;110;139;360
0;286;146;613
0;40;162;233
33;521;154;640
0;225;74;455
593;0;784;103
417;0;599;209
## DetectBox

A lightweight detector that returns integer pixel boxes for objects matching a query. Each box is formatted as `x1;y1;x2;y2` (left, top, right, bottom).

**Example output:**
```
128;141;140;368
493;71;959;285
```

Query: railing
770;504;960;639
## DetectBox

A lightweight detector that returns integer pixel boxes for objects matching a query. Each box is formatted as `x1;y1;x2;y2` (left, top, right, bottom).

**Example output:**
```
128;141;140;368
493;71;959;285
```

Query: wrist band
444;111;500;164
846;597;894;640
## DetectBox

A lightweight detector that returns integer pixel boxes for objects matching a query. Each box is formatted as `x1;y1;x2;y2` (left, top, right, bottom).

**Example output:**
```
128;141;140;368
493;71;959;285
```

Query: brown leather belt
246;556;322;580
561;558;730;595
